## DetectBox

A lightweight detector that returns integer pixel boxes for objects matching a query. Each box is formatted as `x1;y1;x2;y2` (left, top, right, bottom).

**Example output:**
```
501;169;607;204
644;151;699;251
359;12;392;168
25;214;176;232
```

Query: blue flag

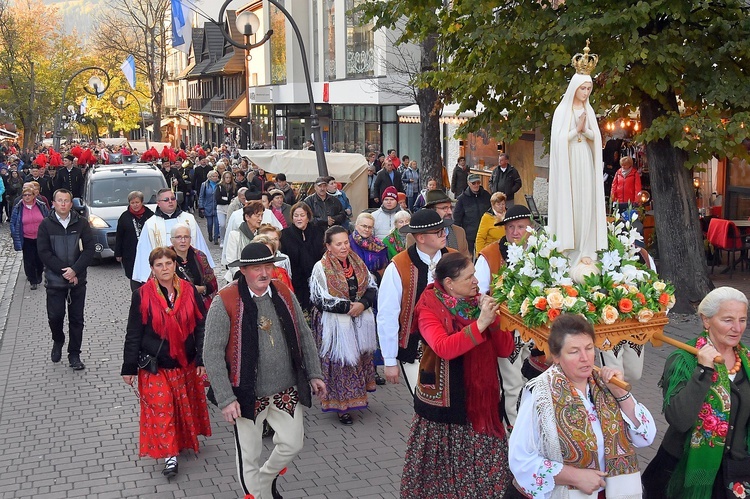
171;0;192;54
120;55;136;90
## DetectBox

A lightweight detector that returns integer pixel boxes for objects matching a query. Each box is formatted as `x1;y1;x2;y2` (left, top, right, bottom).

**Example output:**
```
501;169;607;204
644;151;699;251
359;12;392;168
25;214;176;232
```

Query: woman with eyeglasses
121;246;211;480
223;200;264;282
10;184;49;290
349;212;388;277
169;223;218;309
115;191;155;291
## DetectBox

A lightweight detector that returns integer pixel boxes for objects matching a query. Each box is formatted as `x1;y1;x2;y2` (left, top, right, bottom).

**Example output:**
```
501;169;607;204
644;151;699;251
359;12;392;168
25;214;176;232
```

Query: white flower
593;291;606;301
519;260;536;277
530;279;545;290
621;265;645;285
538;245;551;259
526;234;538;248
506;244;524;267
609;271;625;284
549;256;567;270
631;212;639;222
563;296;578;308
653;281;667;292
600;251;621;272
509;287;515;299
520;298;530;317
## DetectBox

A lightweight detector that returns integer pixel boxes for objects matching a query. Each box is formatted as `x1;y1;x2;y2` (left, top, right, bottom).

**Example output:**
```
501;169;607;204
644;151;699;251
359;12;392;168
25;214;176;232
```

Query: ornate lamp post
53;66;111;149
112;89;149;149
217;0;329;177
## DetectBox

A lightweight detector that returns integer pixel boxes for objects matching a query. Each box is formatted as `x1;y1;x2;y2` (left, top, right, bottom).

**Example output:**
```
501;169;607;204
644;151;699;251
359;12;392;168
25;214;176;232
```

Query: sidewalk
0;220;746;498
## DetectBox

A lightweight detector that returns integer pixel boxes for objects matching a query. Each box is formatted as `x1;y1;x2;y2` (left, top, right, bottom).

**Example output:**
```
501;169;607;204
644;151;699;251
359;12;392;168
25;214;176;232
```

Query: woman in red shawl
401;252;514;498
120;247;211;479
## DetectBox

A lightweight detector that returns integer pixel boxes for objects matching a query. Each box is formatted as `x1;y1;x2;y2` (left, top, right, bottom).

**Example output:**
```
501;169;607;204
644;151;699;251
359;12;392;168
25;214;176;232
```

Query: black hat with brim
230;242;286;267
496;204;532;226
399;208;453;234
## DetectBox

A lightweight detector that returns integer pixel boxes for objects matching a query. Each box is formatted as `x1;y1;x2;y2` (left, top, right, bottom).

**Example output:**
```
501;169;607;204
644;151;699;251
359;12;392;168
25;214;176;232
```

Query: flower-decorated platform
497;303;670;356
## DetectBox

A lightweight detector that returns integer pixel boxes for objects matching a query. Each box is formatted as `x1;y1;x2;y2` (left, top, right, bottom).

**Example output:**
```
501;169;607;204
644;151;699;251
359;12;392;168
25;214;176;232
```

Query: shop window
323;0;336;81
464;130;502;170
270;1;287;85
345;0;375;78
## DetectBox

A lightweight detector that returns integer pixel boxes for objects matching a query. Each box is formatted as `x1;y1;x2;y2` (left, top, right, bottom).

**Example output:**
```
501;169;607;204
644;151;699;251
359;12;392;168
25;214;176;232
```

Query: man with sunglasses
132;188;214;283
377;209;457;395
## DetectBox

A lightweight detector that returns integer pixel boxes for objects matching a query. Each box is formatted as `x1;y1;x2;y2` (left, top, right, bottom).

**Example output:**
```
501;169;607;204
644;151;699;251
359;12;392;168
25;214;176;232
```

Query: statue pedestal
497;304;670;356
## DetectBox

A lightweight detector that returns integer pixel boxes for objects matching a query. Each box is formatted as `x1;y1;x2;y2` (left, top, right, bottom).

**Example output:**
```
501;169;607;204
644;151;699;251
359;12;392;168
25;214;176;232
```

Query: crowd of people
1;136;746;499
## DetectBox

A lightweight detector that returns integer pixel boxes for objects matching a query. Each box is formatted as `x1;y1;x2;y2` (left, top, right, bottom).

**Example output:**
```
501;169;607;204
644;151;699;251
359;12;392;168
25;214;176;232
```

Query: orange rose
635;293;646;305
564;286;578;297
534;297;548;310
618;298;633;314
638;309;654;323
659;293;670;307
602;305;619;324
587;302;596;312
547;308;561;321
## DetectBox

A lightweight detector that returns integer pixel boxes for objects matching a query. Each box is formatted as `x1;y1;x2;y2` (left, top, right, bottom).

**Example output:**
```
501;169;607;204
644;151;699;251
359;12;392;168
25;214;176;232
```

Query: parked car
73;163;168;260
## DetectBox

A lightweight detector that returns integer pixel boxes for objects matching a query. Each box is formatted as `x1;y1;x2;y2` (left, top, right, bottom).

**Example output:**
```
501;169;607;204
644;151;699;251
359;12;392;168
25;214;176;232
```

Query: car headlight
88;214;110;228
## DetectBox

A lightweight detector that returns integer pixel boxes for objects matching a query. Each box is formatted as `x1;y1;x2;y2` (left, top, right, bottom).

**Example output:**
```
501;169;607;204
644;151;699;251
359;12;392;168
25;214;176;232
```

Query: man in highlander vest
377;209;456;394
203;243;325;499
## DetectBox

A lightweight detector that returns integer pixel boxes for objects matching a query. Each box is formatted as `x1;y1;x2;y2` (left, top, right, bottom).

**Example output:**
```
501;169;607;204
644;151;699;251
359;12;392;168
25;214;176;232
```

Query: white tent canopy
237;149;369;217
129;141;171;153
100;137;129;147
397;102;488;123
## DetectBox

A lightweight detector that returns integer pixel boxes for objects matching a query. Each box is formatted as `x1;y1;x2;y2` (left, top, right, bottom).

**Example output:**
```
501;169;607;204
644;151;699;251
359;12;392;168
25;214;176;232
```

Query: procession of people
2;41;747;499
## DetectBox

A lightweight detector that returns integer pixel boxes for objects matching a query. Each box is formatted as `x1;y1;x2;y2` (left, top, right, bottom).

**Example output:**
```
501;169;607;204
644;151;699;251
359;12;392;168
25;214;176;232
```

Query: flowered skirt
137;365;212;459
311;307;376;413
400;414;512;498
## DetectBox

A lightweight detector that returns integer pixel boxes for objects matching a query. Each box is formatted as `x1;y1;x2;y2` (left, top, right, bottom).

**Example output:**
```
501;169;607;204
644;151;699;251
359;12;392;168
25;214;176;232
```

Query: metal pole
53;66;111;150
244;34;252;149
216;0;328;176
113;90;149;149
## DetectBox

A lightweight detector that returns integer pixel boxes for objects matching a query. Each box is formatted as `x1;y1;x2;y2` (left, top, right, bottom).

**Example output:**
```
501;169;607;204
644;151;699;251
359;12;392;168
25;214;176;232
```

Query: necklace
341;258;354;279
728;348;742;375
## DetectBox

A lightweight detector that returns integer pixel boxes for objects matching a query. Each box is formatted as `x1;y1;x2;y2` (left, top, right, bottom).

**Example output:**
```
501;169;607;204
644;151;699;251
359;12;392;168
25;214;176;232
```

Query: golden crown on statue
571;39;599;75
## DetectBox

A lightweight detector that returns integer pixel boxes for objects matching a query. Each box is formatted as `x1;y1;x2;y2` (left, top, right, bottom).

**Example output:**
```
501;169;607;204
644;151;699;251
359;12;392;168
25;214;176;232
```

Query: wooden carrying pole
652;331;725;365
592;366;631;392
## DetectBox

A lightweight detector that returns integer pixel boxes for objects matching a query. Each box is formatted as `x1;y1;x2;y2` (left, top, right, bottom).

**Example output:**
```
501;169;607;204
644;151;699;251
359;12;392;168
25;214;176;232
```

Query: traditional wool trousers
599;343;645;383
234;397;305;499
497;330;530;428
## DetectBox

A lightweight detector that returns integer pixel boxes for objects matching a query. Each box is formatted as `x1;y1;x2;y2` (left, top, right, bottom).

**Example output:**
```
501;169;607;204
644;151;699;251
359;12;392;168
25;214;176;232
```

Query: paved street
0;220;743;498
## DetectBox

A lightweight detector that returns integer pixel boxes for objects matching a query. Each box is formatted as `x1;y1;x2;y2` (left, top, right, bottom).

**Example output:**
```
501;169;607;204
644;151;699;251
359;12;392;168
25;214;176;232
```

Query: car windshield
89;175;166;207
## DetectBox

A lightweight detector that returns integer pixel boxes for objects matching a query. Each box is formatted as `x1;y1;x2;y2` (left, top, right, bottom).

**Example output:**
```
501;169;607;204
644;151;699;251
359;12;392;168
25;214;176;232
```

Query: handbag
137;338;165;375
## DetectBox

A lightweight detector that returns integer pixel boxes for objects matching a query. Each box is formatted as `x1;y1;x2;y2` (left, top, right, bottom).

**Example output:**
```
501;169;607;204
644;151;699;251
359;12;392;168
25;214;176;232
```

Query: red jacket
610;167;642;204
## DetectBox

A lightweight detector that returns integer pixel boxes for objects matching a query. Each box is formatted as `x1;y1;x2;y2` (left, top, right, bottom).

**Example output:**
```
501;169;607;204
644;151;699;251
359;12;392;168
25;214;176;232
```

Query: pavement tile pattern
0;221;744;498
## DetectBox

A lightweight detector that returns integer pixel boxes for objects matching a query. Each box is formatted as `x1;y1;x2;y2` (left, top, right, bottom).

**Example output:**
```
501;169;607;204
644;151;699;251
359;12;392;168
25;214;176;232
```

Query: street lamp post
217;0;329;177
53;66;111;150
111;89;150;149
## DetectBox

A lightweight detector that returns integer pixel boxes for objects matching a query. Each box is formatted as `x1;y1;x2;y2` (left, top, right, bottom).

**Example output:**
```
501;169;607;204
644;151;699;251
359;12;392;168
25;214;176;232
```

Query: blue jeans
206;213;219;240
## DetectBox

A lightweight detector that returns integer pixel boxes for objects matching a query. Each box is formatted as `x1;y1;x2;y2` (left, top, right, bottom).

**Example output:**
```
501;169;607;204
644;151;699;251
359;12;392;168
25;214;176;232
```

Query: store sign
249;87;273;103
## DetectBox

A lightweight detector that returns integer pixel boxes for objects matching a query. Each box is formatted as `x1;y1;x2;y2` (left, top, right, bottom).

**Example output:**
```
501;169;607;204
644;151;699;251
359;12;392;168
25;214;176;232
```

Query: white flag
120;55;136;90
171;0;192;54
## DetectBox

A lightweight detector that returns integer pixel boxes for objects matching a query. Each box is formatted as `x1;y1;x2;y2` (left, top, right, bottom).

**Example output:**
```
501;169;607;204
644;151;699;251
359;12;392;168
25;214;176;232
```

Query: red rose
659;293;670;306
733;482;745;497
717;421;729;437
618;298;633;314
534;297;548;310
699;403;712;418
635;293;646;305
548;308;561;321
702;414;718;432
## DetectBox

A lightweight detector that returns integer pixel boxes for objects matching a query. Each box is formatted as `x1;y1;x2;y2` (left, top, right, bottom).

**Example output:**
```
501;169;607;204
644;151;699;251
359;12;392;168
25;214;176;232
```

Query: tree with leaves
364;0;750;312
0;0;83;149
358;2;445;190
92;0;170;142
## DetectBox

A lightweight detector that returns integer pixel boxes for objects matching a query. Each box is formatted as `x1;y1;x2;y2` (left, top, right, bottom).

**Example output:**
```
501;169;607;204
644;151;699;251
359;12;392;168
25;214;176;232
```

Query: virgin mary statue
547;41;607;282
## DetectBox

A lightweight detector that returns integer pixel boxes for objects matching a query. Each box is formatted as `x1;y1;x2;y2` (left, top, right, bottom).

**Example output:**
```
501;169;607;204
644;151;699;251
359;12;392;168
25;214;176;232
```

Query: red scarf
129;205;146;217
139;277;202;367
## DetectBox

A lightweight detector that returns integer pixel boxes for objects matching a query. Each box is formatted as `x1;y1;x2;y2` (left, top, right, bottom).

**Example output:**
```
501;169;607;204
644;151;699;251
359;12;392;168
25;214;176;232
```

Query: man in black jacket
489;153;522;206
371;157;403;204
453;174;491;255
36;188;96;370
303;177;346;229
451;156;470;198
53;155;85;199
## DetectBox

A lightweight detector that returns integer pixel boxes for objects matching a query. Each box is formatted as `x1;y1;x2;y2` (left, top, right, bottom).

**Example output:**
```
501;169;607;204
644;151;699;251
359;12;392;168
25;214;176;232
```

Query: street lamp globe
116;95;127;108
88;75;103;94
236;10;260;37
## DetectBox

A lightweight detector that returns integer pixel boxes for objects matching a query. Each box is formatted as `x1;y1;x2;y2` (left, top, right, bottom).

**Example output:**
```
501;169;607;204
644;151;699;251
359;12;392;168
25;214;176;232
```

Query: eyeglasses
358;224;374;230
160;197;177;202
171;235;191;240
424;228;448;236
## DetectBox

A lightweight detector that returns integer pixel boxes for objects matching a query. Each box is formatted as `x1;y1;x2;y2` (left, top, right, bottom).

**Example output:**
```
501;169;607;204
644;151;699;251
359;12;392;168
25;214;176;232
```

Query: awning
146;118;178;132
0;128;18;138
397;103;487;124
227;92;248;118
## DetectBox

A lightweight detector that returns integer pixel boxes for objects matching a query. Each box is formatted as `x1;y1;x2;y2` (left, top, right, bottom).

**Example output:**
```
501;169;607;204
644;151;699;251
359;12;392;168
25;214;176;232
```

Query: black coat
114;207;155;279
489;165;522;202
303;193;346;229
27;174;55;201
36;210;96;288
451;165;470;197
453;186;491;249
280;224;325;309
371;168;404;201
120;281;206;376
53;167;85;199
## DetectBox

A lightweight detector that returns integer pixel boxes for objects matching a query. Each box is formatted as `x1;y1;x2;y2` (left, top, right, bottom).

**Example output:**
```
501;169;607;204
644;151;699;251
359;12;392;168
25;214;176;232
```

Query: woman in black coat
115;191;154;291
280;202;325;312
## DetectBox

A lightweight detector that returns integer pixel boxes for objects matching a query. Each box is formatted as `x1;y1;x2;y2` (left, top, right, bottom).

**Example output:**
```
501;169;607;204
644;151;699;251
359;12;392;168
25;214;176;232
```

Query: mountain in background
45;0;105;40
